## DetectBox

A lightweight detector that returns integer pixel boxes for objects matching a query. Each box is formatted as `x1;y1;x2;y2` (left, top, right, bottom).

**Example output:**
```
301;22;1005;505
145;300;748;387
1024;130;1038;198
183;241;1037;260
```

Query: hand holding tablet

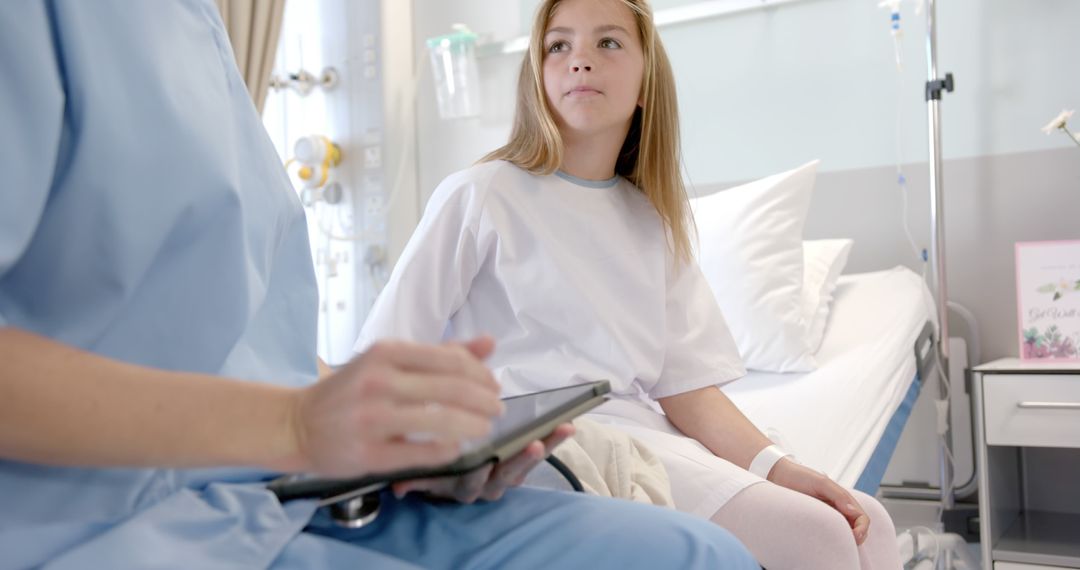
269;380;610;504
272;338;504;479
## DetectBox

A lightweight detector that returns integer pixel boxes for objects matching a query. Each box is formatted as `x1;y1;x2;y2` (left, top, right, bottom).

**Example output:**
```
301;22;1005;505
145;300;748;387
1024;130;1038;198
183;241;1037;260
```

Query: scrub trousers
282;487;759;569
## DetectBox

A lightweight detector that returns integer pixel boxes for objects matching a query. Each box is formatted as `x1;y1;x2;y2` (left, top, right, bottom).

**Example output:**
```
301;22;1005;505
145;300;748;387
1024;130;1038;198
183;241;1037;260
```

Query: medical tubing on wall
322;229;335;365
307;57;418;246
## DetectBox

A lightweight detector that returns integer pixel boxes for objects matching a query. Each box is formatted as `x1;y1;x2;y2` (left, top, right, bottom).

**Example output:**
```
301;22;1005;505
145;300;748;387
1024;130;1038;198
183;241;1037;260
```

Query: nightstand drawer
984;374;1080;448
995;562;1071;570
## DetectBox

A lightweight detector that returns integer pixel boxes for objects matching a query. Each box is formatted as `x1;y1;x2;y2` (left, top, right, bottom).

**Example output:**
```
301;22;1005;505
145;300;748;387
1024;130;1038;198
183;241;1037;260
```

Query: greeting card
1016;240;1080;361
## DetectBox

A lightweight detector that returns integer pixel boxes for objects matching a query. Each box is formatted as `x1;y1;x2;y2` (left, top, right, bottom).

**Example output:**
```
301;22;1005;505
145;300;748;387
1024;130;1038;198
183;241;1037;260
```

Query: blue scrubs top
0;3;761;569
0;0;324;566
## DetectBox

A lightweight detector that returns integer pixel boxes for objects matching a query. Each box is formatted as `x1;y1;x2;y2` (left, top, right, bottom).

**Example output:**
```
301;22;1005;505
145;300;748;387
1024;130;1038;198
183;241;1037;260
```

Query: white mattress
721;266;937;488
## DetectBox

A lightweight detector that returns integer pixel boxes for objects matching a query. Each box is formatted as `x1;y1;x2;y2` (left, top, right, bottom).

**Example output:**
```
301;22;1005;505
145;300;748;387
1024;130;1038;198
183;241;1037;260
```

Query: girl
359;0;901;567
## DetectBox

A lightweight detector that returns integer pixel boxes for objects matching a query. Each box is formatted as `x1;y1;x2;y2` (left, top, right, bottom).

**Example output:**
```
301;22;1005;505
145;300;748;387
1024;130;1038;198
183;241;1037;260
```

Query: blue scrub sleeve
0;2;65;328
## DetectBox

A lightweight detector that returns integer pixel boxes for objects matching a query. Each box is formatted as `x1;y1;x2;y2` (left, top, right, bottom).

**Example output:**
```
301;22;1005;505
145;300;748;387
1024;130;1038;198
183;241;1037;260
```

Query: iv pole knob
925;72;955;101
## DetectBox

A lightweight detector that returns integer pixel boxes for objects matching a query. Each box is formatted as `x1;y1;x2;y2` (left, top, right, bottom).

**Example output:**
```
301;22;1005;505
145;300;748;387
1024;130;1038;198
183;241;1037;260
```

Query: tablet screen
459;382;602;453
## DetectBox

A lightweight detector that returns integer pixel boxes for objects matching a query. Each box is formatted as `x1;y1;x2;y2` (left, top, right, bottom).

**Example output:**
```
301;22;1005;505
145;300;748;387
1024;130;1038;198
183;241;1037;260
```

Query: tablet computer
268;380;610;504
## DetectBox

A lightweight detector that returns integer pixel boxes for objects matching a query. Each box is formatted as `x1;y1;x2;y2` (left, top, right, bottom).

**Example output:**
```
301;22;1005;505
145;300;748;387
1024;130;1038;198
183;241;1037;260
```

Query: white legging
711;483;902;570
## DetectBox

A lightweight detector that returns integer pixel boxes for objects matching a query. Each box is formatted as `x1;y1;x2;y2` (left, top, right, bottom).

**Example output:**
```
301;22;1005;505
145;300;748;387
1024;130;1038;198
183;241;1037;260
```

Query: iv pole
924;0;956;516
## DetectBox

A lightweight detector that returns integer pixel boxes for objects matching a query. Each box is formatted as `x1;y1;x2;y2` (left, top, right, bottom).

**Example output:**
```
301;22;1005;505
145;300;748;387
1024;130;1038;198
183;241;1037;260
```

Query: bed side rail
913;321;937;384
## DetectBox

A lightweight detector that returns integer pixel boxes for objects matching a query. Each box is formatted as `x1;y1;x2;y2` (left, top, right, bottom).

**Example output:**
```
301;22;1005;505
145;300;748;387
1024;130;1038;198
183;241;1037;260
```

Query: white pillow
692;160;820;372
802;239;853;354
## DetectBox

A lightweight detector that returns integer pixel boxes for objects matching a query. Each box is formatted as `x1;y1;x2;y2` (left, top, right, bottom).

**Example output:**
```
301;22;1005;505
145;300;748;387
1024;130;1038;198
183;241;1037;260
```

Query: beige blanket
551;418;675;508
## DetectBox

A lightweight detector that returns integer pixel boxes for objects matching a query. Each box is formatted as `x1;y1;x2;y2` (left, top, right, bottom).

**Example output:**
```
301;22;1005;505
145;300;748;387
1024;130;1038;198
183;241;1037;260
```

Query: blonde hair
481;0;695;263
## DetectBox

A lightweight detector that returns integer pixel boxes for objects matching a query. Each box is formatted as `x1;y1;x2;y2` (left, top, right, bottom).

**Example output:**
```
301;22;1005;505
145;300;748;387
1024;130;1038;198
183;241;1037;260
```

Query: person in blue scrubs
0;1;758;568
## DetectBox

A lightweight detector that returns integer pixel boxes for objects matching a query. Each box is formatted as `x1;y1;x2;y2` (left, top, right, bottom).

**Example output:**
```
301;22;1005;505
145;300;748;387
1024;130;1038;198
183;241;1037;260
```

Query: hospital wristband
748;444;793;479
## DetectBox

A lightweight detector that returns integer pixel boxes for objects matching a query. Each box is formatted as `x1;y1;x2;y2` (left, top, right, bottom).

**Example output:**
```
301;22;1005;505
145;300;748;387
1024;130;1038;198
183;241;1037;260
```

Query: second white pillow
802;239;854;354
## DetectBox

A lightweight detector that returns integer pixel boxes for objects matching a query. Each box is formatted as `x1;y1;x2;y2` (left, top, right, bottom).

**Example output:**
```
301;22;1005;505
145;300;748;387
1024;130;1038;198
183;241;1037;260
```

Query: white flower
1041;109;1074;134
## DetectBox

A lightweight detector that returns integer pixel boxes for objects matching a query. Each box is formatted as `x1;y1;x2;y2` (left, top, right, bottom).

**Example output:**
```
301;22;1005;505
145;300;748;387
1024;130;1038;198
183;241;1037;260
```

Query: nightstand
973;358;1080;570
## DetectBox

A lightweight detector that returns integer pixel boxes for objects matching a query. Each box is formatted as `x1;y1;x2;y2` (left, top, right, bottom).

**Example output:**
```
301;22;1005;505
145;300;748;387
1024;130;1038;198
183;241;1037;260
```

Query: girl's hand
768;459;871;545
390;423;576;503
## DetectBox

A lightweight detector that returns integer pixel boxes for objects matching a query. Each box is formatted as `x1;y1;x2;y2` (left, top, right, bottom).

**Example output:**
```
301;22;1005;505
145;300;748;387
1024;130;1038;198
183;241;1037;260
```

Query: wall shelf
477;0;811;58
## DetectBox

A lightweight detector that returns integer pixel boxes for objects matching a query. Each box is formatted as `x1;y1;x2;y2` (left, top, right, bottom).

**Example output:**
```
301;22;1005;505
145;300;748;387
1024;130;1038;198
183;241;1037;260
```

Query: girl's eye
548;40;569;53
599;38;621;49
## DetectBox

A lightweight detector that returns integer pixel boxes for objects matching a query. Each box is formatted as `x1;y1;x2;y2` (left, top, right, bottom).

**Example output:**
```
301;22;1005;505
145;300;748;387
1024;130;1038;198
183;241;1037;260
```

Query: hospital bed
723;266;938;496
527;265;939;499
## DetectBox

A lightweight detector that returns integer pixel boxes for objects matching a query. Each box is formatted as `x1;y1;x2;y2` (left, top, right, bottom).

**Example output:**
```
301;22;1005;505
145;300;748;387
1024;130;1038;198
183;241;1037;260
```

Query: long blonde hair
481;0;695;263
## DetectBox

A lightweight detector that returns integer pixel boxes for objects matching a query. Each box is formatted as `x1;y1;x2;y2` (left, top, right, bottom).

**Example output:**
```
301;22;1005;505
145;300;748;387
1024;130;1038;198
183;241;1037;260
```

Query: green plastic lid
426;24;478;49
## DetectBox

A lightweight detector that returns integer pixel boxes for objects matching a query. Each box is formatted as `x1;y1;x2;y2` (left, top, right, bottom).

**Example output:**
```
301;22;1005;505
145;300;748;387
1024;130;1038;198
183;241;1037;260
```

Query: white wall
390;0;1080;198
668;0;1080;184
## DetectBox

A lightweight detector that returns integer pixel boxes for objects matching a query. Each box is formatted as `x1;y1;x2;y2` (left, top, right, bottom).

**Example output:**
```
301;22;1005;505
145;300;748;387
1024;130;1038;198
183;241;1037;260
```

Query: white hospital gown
358;161;762;517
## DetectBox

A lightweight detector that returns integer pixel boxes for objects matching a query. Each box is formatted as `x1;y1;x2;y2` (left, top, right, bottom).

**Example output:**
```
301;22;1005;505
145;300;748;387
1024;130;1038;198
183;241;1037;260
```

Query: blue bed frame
853;322;937;496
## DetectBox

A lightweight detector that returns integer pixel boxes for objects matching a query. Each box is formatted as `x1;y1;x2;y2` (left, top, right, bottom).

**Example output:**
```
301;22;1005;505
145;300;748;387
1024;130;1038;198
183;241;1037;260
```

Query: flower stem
1063;126;1080;148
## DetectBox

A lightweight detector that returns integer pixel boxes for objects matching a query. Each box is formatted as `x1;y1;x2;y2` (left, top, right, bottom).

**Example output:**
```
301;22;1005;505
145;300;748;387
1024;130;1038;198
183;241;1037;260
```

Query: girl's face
542;0;645;141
